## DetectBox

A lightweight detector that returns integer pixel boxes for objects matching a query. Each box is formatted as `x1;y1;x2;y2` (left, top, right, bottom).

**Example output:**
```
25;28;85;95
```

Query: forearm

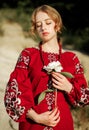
26;108;39;123
26;107;60;127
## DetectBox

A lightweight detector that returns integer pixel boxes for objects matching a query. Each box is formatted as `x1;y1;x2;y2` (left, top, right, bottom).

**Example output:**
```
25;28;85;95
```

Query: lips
42;32;49;36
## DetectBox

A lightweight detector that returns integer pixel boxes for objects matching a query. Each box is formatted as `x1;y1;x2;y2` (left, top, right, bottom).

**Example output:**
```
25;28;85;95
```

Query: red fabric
4;46;88;130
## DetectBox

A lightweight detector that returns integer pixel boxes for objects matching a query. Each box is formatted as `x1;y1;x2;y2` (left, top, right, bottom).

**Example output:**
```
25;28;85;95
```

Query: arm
26;107;60;127
52;53;89;107
4;48;34;122
67;54;89;107
4;48;60;126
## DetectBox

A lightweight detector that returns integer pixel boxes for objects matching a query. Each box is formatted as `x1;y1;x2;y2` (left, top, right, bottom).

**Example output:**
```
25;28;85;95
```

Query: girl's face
35;11;57;42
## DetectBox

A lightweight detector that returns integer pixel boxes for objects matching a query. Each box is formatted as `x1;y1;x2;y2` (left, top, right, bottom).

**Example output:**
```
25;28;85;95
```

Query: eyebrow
36;18;52;24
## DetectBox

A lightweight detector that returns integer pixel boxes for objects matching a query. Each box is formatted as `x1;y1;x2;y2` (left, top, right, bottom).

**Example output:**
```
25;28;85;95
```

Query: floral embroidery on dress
73;54;83;74
46;93;55;111
75;63;83;74
79;87;89;106
48;54;57;62
5;79;25;121
43;93;55;130
16;54;30;69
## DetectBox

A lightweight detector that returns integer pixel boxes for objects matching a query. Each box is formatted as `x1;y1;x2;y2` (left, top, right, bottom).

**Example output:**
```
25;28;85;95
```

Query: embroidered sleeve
4;48;34;122
79;87;89;106
66;53;89;107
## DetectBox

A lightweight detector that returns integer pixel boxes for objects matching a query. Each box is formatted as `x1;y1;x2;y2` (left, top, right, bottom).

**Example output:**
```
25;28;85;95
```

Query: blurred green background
0;0;89;54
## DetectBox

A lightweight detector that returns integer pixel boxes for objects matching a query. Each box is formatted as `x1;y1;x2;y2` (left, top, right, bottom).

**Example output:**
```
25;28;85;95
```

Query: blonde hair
30;5;63;37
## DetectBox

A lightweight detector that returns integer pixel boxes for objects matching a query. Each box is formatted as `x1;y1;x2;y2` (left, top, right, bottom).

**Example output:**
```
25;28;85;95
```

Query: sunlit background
0;0;89;130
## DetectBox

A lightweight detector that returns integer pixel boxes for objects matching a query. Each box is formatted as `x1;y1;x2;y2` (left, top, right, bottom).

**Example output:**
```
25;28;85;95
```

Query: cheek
36;30;43;38
49;24;56;32
36;29;41;35
49;27;56;34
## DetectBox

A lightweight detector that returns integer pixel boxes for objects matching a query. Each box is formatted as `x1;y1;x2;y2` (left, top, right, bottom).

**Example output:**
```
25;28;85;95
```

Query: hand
37;107;60;127
26;107;60;127
52;72;73;93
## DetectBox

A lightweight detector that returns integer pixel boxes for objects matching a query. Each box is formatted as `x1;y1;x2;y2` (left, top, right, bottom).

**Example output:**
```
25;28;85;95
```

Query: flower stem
55;89;57;107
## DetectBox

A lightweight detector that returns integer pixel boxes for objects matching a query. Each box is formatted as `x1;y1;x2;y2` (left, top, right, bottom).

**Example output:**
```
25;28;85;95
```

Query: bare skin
26;107;60;127
52;72;73;93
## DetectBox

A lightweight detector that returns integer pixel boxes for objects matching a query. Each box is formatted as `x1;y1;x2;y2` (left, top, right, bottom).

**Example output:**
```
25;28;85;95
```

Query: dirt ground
0;21;89;130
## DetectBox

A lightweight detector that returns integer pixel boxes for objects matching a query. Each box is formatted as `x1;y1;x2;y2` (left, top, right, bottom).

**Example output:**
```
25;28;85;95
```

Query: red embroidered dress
4;44;89;130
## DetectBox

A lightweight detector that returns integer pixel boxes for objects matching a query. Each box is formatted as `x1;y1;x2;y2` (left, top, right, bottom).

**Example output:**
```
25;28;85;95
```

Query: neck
42;36;58;46
41;38;60;54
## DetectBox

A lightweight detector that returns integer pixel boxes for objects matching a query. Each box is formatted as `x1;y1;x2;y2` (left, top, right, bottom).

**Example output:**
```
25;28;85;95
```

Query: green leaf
38;91;46;104
60;72;74;78
45;89;54;93
38;89;53;104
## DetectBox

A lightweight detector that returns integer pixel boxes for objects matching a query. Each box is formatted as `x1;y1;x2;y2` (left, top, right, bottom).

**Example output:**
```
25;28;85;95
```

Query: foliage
77;28;89;53
62;28;89;54
0;8;33;32
0;0;89;31
0;7;89;54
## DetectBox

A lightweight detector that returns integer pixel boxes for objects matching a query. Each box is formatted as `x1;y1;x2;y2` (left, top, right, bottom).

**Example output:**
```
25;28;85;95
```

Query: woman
4;5;89;130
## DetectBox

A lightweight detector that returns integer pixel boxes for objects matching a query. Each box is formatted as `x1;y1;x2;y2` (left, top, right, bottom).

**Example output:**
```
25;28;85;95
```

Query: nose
41;22;46;31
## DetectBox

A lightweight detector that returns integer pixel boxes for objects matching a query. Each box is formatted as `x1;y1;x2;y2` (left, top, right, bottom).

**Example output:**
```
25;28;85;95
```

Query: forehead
35;11;51;22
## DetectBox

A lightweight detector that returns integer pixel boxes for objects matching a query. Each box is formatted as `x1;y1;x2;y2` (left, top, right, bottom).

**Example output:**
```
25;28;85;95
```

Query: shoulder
61;49;81;64
16;46;40;67
62;49;76;59
20;46;40;56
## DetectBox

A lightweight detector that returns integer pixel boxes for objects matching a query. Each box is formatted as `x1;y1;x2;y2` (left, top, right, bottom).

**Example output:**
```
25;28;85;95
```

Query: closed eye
36;23;41;28
46;22;51;25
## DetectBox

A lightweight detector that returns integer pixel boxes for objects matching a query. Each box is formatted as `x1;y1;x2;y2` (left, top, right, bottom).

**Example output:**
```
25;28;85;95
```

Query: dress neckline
41;50;60;55
39;41;62;66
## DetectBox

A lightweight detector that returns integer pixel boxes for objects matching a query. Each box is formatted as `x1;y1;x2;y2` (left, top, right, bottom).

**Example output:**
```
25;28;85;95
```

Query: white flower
43;61;63;73
38;61;74;104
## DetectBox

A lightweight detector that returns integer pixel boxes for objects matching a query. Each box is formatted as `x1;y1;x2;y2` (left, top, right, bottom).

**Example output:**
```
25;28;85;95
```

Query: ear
55;26;60;33
57;27;60;32
55;23;60;31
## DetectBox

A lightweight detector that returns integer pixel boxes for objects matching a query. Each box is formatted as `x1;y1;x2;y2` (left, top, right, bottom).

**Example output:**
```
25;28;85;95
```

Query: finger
52;72;64;79
52;77;61;85
51;117;60;127
50;107;58;116
52;77;62;87
44;110;53;115
47;109;60;127
52;82;64;91
53;110;60;121
52;74;62;83
54;117;60;126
